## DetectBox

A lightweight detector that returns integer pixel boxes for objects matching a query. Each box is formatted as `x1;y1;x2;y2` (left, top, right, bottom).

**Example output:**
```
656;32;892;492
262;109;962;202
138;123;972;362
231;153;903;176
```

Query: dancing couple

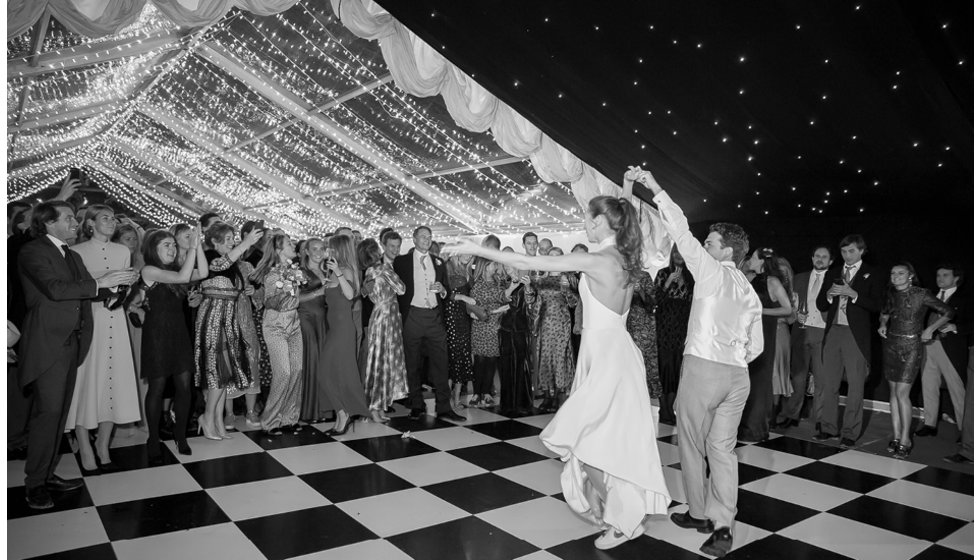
445;167;761;557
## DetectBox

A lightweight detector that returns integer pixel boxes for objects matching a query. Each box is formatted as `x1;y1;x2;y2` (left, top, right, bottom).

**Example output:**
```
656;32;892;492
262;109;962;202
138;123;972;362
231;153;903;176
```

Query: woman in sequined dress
878;262;953;459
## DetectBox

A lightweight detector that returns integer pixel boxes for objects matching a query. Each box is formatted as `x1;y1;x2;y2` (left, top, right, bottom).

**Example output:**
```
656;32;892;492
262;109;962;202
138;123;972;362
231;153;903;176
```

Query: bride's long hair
588;196;644;285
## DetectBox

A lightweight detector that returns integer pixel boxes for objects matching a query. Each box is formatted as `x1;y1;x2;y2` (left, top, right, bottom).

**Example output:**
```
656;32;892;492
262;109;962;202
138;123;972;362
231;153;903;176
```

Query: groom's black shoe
700;527;733;557
670;511;715;534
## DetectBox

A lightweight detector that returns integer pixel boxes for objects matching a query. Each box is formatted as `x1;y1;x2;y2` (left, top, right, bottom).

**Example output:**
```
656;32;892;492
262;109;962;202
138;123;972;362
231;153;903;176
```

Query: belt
203;290;240;301
887;332;920;339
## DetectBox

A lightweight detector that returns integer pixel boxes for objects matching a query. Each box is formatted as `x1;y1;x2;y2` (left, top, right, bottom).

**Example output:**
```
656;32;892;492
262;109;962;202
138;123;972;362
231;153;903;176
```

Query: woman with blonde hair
320;235;369;434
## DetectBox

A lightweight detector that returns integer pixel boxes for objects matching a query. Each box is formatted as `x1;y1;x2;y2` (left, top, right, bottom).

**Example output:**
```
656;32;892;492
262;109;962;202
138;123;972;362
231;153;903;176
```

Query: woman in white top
66;205;141;473
444;191;670;550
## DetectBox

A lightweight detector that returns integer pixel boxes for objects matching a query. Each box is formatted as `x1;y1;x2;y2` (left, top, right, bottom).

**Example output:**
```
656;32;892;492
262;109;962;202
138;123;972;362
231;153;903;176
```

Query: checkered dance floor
7;406;974;559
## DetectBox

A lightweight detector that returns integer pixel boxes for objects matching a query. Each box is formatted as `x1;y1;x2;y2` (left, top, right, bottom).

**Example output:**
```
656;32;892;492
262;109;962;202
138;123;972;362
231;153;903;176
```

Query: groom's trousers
676;354;750;528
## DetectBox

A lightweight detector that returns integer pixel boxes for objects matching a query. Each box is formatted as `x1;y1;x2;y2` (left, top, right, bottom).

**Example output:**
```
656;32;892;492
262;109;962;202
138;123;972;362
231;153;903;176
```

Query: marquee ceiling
379;0;972;225
7;1;584;237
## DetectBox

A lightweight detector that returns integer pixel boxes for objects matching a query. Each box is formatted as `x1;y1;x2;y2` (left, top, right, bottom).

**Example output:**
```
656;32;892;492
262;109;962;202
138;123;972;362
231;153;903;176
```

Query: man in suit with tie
917;264;971;437
775;245;833;430
17;201;136;509
813;234;882;448
393;226;465;422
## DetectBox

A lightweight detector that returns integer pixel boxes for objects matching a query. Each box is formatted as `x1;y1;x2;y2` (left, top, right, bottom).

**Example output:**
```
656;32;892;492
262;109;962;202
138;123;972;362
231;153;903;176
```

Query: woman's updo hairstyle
588;195;645;285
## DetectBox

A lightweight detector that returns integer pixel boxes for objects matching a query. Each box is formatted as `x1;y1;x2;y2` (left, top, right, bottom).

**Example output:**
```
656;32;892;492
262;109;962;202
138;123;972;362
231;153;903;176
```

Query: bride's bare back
581;247;634;315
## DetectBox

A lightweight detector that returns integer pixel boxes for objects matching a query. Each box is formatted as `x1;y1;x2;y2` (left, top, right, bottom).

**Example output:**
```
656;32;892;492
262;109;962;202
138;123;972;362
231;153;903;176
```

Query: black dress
738;275;779;442
298;270;329;420
882;286;953;383
445;270;473;385
142;282;194;379
653;268;693;397
499;284;533;413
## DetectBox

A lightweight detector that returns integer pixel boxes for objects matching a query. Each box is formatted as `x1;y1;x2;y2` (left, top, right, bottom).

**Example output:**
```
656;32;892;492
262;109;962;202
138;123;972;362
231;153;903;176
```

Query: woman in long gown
297;238;330;423
878;262;953;459
67;206;142;472
738;248;793;443
320;235;369;434
498;264;534;415
249;234;304;435
771;258;796;418
652;245;693;425
445;194;670;550
138;229;208;461
357;239;409;423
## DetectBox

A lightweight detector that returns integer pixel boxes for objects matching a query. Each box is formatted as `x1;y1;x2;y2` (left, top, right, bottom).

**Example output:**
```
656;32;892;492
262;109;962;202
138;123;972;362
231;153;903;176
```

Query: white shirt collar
844;260;862;271
940;286;957;298
46;234;68;256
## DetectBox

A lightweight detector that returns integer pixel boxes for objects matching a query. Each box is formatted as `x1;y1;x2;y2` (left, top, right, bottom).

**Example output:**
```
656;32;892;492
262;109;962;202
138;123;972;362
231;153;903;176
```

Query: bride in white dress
444;194;670;549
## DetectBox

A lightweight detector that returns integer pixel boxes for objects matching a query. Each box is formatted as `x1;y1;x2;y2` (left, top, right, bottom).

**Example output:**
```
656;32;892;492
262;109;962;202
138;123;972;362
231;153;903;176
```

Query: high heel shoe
198;415;222;441
327;417;355;436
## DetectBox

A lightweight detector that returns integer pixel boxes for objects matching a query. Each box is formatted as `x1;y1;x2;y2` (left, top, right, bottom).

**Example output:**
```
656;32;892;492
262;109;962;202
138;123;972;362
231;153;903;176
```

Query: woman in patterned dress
249;234;304;435
771;257;796;420
358;240;409;423
470;235;508;408
627;270;660;404
878;262;953;459
195;223;264;440
66;206;142;472
445;253;476;410
530;247;578;412
652;245;693;425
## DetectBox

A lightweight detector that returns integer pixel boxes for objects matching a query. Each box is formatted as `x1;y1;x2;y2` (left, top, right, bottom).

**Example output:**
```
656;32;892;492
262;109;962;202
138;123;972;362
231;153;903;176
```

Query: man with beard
775;245;833;430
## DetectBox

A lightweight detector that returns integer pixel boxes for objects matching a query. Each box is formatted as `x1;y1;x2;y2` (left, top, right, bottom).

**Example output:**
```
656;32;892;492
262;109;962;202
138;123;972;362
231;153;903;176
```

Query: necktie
62;245;81;279
939;289;947;302
837;266;855;324
420;254;432;306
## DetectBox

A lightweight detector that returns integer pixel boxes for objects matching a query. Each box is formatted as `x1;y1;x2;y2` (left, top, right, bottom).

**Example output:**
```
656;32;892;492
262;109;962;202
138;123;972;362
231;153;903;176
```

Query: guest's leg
676;356;714;521
25;339;80;487
819;329;845;435
960;349;973;460
920;347;942;428
703;365;750;528
284;323;304;426
888;382;900;441
8;365;32;452
94;422;113;464
806;329;826;424
840;330;868;440
145;378;165;452
402;311;425;411
933;345;967;429
173;371;191;451
425;317;451;413
75;427;97;470
896;382;913;446
779;329;809;422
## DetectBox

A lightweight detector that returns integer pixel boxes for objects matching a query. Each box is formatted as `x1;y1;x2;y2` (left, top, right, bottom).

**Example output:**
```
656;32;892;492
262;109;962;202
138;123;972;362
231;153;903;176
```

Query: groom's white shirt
653;191;763;368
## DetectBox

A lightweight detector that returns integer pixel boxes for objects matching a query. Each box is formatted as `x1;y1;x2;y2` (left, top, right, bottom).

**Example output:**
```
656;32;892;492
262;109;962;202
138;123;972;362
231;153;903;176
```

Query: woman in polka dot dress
66;205;142;473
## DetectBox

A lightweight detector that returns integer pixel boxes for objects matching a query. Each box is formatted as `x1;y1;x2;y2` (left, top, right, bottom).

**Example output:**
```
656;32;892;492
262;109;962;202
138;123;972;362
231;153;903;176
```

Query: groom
637;171;763;557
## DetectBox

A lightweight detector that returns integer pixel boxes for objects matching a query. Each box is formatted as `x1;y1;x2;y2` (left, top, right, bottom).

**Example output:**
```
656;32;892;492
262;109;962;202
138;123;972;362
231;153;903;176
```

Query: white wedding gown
540;275;671;538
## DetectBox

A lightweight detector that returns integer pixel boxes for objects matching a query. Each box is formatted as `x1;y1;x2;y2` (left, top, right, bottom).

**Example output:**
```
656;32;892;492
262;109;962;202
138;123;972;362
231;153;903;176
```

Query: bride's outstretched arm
443;240;603;275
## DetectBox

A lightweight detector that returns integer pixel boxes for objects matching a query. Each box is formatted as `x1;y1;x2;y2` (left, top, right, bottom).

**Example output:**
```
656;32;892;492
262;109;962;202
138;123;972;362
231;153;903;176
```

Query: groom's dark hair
709;222;749;263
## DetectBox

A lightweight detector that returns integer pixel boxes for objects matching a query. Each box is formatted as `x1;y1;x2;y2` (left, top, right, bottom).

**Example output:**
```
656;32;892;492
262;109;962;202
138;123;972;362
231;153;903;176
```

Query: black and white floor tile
7;405;974;559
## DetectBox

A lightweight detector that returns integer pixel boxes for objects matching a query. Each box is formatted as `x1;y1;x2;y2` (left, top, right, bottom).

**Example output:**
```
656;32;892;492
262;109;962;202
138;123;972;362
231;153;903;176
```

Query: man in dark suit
393;226;465;422
917;264;972;436
775;245;833;430
813;234;882;447
17;201;136;509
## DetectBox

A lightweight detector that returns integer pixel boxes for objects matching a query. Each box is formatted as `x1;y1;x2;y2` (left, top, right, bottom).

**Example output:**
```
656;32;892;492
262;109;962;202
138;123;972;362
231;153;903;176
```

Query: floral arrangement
274;262;308;296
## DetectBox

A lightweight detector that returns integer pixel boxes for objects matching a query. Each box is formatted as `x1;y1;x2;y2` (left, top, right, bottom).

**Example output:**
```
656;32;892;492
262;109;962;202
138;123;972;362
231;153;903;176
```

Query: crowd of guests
6;176;972;512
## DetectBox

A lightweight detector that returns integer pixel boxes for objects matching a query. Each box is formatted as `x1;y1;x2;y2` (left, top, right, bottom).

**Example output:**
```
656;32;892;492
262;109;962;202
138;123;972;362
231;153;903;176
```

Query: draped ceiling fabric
8;0;300;38
373;0;972;270
330;0;672;267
